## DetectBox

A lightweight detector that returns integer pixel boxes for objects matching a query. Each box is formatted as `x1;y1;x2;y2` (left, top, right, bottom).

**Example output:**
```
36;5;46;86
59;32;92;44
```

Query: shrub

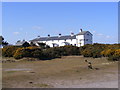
80;44;120;61
114;49;120;56
92;50;102;58
13;46;43;59
42;47;61;59
81;49;93;57
31;49;43;59
101;49;115;57
13;48;31;59
61;45;80;56
2;46;19;57
108;49;120;61
108;55;120;61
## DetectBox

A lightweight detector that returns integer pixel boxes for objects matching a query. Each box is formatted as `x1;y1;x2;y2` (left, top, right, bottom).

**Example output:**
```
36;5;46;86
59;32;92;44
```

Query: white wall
76;35;84;47
32;32;92;47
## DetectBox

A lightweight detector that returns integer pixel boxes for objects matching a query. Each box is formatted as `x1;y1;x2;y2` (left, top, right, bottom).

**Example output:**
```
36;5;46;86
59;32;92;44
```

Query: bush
2;46;19;57
101;49;115;57
13;46;43;59
42;47;61;59
108;49;120;61
108;55;120;61
114;49;120;56
81;49;92;57
3;43;120;61
81;47;100;58
61;45;80;56
92;50;102;58
13;48;31;59
31;49;43;59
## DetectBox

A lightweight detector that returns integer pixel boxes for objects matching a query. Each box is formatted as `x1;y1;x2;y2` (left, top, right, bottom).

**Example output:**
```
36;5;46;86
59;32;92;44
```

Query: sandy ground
2;56;118;88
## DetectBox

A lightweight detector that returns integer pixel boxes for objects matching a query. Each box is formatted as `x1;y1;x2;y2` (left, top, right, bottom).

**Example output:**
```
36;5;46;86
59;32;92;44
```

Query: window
87;34;89;35
86;39;88;41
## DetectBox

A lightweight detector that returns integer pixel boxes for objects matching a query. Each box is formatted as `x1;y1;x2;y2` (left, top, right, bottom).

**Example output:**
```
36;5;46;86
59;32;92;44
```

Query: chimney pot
38;35;40;38
80;29;83;32
71;32;74;36
48;34;50;37
59;33;61;37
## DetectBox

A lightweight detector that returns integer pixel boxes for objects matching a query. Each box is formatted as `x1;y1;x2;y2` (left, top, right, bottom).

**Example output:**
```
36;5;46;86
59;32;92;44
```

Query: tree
0;36;8;46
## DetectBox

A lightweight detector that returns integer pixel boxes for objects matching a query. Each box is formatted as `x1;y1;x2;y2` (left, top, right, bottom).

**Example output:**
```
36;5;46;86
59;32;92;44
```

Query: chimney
80;29;83;32
37;35;40;38
48;34;50;38
71;32;74;36
58;33;61;37
17;40;21;42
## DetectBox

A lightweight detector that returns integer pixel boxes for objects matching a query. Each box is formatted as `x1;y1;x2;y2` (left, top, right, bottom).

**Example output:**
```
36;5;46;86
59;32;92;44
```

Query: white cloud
32;26;42;30
106;35;111;38
13;32;20;35
96;33;103;36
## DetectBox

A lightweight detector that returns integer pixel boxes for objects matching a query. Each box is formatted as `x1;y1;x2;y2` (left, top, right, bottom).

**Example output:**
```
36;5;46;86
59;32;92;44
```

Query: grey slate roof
30;35;76;42
16;40;27;46
76;31;88;35
30;31;90;42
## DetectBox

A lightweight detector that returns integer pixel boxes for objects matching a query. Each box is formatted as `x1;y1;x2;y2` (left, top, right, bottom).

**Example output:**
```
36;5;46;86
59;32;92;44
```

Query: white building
30;29;93;47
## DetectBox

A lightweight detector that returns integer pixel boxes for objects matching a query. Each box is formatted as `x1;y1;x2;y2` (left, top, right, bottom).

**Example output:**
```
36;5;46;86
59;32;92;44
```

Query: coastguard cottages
29;29;93;47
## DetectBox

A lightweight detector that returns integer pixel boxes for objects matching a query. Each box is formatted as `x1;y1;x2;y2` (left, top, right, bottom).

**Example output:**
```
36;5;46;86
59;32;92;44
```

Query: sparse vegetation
2;56;118;88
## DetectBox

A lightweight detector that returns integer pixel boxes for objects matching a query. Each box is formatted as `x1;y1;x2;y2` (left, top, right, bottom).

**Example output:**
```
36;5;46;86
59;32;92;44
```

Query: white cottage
30;29;93;47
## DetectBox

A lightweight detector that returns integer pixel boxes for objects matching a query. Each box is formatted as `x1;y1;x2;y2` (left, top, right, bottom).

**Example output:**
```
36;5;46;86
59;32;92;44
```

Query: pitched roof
16;40;27;46
76;31;88;35
30;31;91;42
30;35;76;42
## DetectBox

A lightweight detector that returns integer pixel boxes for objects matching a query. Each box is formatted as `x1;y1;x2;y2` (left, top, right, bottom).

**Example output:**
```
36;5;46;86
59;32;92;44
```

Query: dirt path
2;56;118;88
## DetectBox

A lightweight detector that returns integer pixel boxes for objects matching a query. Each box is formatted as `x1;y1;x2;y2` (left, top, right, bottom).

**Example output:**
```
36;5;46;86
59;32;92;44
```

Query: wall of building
76;35;84;47
31;31;93;47
84;32;92;45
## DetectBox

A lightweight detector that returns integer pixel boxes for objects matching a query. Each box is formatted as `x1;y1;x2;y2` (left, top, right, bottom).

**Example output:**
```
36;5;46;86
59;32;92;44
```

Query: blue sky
2;2;118;44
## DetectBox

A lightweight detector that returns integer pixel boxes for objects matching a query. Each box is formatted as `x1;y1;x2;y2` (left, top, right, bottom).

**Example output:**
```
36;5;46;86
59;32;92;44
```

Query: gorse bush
13;46;42;59
81;44;104;58
61;45;80;56
108;49;120;61
108;55;120;61
31;49;43;59
101;49;115;57
80;44;120;60
2;44;120;61
13;48;31;59
2;46;19;57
